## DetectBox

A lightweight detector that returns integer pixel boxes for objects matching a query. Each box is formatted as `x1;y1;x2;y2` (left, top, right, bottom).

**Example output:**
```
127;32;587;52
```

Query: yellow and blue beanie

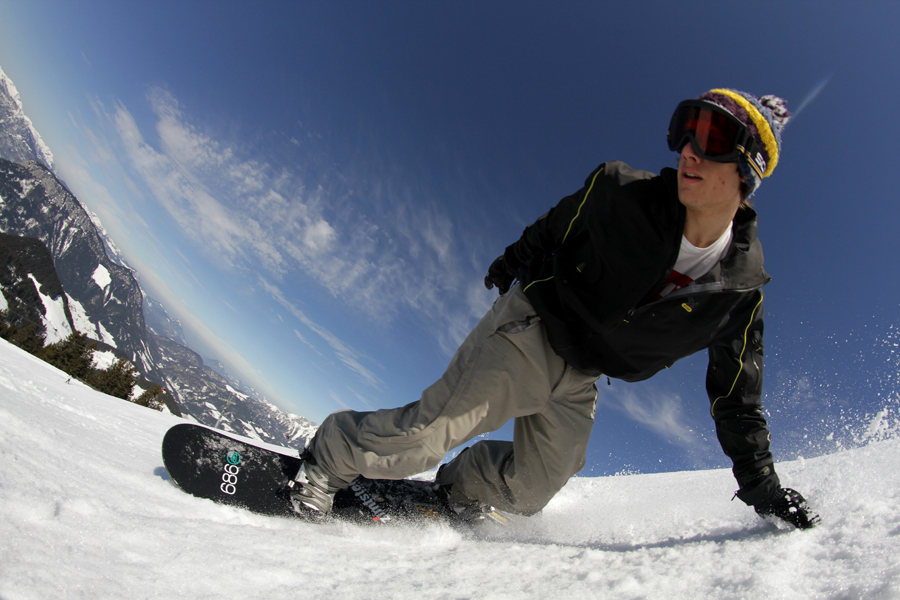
698;88;791;197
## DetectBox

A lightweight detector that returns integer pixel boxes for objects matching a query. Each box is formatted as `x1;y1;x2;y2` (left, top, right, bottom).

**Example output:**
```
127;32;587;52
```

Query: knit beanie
697;89;791;197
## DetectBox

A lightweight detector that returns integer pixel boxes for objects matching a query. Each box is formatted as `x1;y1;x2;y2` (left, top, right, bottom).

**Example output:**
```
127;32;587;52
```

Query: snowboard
161;423;488;525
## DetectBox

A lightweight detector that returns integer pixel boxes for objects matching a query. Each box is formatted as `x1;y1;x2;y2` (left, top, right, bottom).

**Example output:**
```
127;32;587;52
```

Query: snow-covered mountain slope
0;232;75;342
0;65;54;171
0;158;150;364
1;337;897;600
0;159;316;442
0;67;314;444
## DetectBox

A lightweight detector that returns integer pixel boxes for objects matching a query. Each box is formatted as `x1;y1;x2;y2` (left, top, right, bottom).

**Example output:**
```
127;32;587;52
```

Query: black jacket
504;161;778;505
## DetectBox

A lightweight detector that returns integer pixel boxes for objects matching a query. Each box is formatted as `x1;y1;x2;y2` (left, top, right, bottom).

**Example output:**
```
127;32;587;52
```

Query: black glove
484;255;516;295
755;487;821;529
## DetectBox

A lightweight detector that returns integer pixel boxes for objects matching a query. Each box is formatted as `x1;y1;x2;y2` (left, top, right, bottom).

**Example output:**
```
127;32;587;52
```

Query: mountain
0;157;317;445
143;293;188;347
0;65;54;171
0;231;75;342
153;334;316;442
1;336;897;599
0;65;316;444
0;158;153;368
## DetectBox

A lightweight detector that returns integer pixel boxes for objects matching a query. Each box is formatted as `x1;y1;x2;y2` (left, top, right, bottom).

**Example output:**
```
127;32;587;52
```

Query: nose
680;141;701;163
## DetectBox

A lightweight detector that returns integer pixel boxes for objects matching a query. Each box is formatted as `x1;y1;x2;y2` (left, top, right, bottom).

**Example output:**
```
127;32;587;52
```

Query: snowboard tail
162;422;302;517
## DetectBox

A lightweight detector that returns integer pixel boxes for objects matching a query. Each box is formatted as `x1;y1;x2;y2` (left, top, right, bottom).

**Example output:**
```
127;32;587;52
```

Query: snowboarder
291;88;819;529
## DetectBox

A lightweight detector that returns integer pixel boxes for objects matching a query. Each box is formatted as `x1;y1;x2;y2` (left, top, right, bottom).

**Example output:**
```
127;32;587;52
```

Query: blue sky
2;1;899;477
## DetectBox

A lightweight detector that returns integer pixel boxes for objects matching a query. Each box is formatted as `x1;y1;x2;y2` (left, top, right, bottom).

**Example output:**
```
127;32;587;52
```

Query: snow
1;337;898;600
27;273;72;344
92;263;112;290
97;321;117;348
65;293;97;338
226;384;251;401
91;348;119;371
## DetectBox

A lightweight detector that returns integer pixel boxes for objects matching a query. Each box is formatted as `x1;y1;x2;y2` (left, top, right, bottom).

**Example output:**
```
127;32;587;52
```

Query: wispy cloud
70;85;494;398
293;329;323;356
348;388;376;411
597;385;700;450
260;277;384;391
124;87;480;328
328;389;351;410
790;74;834;121
112;93;290;275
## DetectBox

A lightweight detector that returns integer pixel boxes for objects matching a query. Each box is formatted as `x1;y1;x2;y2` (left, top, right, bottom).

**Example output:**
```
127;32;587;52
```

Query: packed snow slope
1;338;898;600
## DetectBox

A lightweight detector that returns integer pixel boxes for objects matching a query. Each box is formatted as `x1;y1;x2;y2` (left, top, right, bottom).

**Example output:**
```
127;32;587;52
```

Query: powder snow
0;338;898;599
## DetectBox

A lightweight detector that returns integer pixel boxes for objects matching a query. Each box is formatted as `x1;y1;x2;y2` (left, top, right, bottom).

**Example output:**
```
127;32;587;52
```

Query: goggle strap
735;144;765;179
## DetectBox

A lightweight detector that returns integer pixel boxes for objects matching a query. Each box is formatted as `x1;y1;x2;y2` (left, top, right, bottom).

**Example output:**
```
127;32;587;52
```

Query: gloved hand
484;255;516;295
755;487;821;529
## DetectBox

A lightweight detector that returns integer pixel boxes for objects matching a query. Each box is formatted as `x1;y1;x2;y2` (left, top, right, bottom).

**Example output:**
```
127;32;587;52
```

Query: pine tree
37;331;95;380
0;307;47;355
89;358;138;400
8;322;46;355
134;384;166;411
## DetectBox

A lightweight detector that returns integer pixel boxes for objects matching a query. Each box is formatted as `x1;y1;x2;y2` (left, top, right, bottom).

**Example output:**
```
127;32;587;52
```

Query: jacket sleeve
706;290;780;505
502;164;607;272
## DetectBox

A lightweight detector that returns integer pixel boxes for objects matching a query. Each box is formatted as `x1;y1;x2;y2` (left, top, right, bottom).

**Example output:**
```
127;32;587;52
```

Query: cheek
715;166;741;192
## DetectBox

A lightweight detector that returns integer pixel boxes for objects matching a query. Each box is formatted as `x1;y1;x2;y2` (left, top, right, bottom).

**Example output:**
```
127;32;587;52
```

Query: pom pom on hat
697;89;791;197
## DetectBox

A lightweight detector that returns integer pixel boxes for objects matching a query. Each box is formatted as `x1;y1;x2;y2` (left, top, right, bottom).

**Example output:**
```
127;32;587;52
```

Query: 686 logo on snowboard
220;450;242;495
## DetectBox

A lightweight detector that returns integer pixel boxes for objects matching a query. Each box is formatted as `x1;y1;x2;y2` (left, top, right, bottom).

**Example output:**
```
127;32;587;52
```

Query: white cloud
303;218;336;251
260;277;384;391
349;389;376;411
328;389;351;410
293;329;324;357
136;89;475;331
597;385;700;450
110;93;292;276
150;87;233;171
72;85;492;399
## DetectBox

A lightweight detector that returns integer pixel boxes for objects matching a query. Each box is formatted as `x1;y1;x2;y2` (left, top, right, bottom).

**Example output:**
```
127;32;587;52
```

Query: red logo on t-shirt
654;270;694;301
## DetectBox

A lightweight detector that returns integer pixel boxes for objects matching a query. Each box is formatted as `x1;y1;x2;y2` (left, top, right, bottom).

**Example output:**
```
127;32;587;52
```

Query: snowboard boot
288;450;341;519
435;482;508;526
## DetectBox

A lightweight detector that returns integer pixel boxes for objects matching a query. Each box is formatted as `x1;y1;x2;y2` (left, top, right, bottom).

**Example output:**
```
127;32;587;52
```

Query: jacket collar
689;205;771;292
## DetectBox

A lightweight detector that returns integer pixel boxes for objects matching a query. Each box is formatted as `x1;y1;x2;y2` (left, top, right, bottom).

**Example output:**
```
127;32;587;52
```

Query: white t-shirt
654;227;733;300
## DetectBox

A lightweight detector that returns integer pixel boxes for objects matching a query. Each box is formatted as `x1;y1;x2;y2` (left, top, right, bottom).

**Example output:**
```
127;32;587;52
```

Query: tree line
0;310;167;410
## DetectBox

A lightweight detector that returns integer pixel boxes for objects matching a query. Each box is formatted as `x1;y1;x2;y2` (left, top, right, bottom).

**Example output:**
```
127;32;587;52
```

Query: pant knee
438;441;574;515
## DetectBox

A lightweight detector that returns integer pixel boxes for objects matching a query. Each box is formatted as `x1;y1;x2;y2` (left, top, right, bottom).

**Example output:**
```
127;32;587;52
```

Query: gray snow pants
309;284;599;515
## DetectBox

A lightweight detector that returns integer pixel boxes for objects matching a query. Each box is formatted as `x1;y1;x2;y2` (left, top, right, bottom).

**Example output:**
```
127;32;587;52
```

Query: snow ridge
0;65;54;171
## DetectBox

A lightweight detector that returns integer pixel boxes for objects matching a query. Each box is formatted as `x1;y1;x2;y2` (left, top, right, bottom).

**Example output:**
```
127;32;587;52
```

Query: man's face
676;142;743;213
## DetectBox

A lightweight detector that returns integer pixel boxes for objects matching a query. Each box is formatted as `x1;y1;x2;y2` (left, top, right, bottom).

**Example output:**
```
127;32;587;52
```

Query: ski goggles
667;100;766;178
